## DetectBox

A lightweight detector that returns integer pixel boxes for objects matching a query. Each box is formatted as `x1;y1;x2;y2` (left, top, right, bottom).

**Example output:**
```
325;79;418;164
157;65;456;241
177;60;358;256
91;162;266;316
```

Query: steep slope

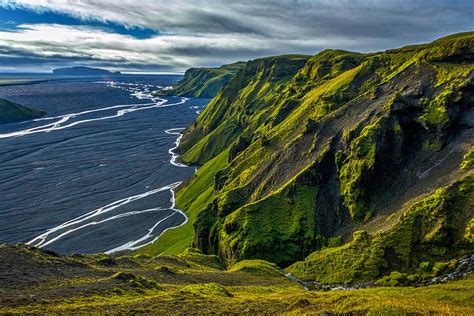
0;98;45;124
157;62;246;98
166;32;474;281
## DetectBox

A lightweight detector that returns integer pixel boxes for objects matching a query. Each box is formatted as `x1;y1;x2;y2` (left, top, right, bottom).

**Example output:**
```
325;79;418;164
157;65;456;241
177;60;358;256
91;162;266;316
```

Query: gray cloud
0;0;473;72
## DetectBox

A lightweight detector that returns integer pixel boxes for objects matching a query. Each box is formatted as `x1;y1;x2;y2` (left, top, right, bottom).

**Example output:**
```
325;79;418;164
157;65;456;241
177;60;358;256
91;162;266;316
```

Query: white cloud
0;23;363;72
0;0;472;72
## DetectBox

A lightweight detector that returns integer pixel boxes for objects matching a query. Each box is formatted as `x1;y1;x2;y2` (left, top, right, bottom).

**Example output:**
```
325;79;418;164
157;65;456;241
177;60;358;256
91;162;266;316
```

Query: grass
2;243;473;314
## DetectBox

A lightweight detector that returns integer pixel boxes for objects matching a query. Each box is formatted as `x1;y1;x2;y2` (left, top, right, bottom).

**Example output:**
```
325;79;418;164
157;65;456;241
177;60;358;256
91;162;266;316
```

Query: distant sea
0;74;209;254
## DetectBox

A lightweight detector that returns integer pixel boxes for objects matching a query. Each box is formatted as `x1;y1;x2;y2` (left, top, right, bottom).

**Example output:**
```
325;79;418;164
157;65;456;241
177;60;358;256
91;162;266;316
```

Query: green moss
461;151;474;170
132;254;151;260
180;283;232;297
431;262;449;276
112;272;162;290
417;90;454;130
178;247;224;270
287;176;474;284
228;260;282;276
465;218;474;243
374;271;409;287
218;185;319;266
339;119;382;221
419;261;432;272
155;265;179;274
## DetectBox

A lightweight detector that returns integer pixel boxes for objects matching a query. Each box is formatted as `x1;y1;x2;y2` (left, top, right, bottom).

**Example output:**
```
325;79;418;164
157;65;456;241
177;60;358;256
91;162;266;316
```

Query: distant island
52;66;121;76
0;98;45;124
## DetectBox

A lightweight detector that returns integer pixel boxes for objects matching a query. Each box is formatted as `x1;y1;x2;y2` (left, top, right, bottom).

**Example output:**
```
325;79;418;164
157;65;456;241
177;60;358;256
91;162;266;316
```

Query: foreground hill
146;33;474;286
157;62;246;98
0;98;45;124
1;243;473;314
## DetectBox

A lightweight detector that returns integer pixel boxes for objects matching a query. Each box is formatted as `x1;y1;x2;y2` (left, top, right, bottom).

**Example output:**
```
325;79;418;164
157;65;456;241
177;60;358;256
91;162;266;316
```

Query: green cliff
0;98;45;124
152;33;474;285
157;62;246;98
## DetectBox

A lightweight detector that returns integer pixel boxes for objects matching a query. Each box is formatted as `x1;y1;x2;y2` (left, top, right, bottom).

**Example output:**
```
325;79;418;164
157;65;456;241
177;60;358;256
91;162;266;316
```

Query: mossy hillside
461;151;474;170
228;260;281;276
180;282;232;297
166;33;474;270
202;60;369;212
156;61;246;98
111;271;162;290
184;34;470;198
338;118;383;222
178;54;310;163
217;185;319;266
0;98;45;124
296;50;365;85
287;175;474;284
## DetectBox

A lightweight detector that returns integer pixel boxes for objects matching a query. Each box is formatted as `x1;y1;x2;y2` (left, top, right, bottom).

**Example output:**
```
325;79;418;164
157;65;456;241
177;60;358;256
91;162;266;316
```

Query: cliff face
157;62;246;98
175;33;474;282
0;98;45;124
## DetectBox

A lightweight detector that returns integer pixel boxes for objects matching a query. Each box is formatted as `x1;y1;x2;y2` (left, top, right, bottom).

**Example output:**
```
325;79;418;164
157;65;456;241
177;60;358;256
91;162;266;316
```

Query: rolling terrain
1;243;473;314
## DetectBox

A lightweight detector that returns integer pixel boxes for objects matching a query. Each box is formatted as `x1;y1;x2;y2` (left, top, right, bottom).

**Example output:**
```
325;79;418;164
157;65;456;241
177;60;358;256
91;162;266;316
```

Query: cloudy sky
0;0;473;73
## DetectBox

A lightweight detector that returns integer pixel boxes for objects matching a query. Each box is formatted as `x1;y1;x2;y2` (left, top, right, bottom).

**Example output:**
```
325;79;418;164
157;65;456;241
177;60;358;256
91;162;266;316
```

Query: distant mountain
156;61;246;98
0;98;45;124
52;66;121;76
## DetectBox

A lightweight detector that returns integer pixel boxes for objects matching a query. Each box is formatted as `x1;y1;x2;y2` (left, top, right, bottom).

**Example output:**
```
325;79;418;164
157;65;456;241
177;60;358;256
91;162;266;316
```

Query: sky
0;0;473;73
